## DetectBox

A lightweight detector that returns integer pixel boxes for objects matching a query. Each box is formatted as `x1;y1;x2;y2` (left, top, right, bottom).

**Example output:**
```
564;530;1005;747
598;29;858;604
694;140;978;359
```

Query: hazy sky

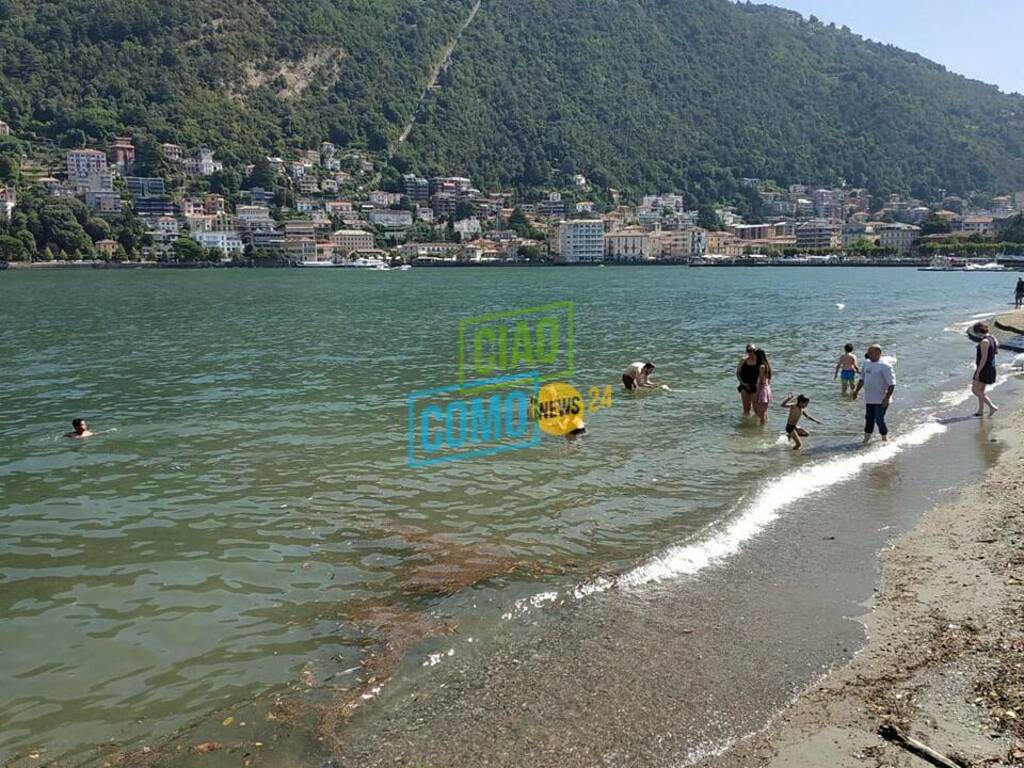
749;1;1024;95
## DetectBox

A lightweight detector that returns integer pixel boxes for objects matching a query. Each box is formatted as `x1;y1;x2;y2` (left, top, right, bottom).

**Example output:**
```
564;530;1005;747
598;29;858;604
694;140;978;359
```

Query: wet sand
710;399;1024;767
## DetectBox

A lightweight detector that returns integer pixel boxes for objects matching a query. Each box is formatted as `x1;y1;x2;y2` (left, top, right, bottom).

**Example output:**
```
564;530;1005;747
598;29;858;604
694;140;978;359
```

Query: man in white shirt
852;344;895;443
622;361;657;390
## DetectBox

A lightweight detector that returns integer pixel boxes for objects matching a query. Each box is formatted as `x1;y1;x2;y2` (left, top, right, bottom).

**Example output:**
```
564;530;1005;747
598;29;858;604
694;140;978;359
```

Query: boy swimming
779;394;821;450
65;418;94;439
833;344;860;395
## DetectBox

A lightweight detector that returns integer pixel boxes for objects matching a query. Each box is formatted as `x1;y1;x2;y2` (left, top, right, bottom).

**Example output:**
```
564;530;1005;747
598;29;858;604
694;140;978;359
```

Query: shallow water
0;266;1015;760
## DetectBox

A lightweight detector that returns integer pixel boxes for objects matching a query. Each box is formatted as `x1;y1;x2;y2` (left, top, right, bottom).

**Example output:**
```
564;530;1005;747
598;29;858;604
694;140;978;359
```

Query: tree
920;213;951;236
0;233;25;261
171;237;205;262
697;206;724;231
454;200;475;221
86;217;112;242
247;156;276;190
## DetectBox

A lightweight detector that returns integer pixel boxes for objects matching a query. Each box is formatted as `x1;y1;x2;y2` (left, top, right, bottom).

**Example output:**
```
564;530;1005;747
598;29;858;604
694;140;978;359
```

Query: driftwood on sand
878;723;969;768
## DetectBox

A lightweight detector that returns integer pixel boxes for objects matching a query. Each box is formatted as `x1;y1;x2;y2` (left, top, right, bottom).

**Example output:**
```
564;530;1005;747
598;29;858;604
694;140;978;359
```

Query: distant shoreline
1;259;950;271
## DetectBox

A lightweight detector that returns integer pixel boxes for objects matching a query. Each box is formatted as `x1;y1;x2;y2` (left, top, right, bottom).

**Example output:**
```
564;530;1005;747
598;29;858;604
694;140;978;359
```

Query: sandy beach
711;397;1024;768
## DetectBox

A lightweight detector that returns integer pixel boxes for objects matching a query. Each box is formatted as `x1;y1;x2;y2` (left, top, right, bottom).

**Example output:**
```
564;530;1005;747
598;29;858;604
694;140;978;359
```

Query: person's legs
974;380;998;416
740;389;753;416
875;405;889;440
972;379;988;416
623;374;635;391
863;404;876;443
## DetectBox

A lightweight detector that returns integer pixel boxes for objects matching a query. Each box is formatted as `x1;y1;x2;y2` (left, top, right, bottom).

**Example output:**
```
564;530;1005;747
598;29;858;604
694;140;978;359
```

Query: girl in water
971;322;999;417
754;348;772;426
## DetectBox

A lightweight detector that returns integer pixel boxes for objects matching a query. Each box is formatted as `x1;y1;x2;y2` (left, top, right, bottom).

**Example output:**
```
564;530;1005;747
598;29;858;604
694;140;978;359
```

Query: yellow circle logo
535;382;586;436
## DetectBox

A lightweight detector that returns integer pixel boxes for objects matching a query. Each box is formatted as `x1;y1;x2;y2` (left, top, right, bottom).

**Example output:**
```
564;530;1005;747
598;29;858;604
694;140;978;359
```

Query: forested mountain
1;0;1023;201
0;0;475;160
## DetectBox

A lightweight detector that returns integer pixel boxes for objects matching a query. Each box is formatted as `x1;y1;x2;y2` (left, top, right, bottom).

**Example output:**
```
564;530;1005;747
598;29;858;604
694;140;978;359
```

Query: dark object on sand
877;723;969;768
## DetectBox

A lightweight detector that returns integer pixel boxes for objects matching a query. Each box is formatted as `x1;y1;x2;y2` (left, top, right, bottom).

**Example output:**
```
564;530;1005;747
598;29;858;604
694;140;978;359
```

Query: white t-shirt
860;360;895;404
624;361;649;385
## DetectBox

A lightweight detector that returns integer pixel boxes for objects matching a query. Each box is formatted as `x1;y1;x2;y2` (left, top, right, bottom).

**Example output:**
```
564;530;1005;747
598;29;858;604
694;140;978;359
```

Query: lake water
0;267;1015;762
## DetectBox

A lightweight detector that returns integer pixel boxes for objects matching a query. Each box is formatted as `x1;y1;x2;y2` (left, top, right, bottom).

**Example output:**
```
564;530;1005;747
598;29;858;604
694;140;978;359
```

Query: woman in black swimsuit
971;322;999;417
735;344;760;417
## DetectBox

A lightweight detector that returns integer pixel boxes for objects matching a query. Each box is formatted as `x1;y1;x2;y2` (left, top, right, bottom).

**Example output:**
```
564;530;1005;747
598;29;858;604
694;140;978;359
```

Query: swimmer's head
643;362;655;374
72;418;88;433
796;395;810;406
973;321;990;335
844;343;854;353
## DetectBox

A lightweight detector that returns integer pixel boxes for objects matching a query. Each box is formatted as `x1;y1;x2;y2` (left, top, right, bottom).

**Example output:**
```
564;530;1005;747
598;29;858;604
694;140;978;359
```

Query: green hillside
0;0;474;159
1;0;1023;200
400;0;1024;200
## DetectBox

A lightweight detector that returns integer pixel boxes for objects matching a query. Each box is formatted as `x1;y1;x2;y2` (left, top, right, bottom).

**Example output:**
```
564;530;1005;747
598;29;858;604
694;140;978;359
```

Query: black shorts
979;366;997;385
785;423;797;434
623;374;637;390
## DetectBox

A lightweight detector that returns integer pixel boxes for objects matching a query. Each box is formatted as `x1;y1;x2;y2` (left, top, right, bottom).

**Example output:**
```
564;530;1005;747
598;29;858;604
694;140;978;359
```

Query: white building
557;219;605;264
454;217;482;239
0;185;15;221
184;149;223;177
368;210;413;229
876;223;920;255
192;230;244;255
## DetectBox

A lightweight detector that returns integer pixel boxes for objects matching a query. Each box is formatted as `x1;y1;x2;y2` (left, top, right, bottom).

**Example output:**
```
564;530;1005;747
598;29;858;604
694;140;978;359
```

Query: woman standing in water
754;348;773;425
971;322;999;417
736;344;760;417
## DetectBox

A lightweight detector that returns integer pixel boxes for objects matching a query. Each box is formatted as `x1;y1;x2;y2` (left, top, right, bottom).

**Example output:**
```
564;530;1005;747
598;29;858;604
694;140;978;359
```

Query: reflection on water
0;267;1012;760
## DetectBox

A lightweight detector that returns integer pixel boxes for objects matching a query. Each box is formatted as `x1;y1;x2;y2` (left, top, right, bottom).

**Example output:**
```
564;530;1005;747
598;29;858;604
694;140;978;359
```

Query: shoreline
711;395;1024;767
0;260;989;270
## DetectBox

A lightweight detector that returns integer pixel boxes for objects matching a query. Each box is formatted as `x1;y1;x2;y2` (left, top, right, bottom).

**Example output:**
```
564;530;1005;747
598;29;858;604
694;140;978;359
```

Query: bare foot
973;412;984;418
862;434;871;445
989;405;999;417
881;434;888;442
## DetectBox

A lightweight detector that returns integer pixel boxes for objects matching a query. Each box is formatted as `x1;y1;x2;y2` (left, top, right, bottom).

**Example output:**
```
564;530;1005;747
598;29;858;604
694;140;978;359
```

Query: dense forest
0;0;474;161
1;0;1023;201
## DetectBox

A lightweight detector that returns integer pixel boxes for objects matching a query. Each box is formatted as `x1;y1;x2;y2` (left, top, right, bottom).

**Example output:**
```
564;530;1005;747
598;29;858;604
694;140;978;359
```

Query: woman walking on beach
971;322;999;417
736;344;760;417
1014;278;1023;309
753;348;773;426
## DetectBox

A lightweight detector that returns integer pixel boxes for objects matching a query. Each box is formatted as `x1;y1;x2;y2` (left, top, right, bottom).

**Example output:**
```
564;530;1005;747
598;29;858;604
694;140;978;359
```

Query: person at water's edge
736;344;759;416
971;321;999;418
852;345;895;443
1015;277;1023;309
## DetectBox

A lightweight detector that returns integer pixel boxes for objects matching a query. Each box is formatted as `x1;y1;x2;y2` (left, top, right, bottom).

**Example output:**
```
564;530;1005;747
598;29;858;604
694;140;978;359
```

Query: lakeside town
2;122;1024;269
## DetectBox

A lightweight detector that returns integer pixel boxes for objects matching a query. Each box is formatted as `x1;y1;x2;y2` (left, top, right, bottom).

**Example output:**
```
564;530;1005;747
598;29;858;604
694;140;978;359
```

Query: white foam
619;421;946;588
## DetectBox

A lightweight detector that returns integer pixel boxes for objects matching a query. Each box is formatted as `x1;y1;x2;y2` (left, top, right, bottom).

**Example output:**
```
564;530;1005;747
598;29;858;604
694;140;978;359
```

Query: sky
746;1;1024;95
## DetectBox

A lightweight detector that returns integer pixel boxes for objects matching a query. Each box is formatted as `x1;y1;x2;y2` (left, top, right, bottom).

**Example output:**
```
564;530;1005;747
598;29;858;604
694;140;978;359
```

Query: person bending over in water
65;418;94;439
779;394;821;450
622;361;657;391
833;343;860;395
